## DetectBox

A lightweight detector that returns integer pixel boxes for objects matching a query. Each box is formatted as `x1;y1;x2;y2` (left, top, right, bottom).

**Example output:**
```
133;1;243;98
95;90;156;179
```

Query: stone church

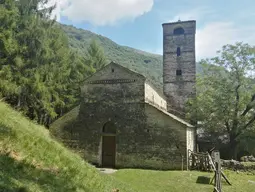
51;20;196;170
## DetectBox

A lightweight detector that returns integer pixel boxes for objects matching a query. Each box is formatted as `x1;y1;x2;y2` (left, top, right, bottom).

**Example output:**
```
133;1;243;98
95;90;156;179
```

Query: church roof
83;61;146;83
145;79;166;100
109;61;146;78
145;101;194;128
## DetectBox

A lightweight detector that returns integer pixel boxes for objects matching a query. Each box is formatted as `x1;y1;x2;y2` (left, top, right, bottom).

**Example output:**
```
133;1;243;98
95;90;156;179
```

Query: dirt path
98;168;118;174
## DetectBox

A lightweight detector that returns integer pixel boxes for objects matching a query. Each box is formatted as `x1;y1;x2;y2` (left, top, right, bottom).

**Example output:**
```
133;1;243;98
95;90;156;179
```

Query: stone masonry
162;20;196;117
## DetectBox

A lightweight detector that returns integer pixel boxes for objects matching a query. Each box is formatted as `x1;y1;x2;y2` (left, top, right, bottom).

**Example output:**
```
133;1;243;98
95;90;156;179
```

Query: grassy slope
112;169;255;192
0;102;135;192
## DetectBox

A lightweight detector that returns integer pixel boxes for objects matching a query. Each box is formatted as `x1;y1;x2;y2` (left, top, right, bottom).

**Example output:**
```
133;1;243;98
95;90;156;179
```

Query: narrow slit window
176;69;182;76
177;47;181;56
112;68;114;72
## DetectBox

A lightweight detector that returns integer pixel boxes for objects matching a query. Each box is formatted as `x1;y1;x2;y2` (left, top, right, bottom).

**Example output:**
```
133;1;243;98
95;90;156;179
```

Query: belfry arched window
173;27;184;35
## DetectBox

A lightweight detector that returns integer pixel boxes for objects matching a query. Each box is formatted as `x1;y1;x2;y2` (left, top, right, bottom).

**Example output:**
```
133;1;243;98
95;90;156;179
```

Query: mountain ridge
60;23;164;91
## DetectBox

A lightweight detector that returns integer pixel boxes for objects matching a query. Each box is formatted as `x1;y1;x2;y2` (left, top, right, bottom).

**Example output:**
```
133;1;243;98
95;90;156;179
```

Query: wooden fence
188;149;212;171
188;150;231;192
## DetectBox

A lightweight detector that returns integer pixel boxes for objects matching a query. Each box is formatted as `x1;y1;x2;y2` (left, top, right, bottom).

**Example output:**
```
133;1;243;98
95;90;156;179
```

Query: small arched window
177;47;181;56
103;122;116;134
173;27;184;35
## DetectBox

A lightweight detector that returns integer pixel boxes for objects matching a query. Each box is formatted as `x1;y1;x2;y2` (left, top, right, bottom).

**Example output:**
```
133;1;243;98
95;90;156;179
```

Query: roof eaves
145;102;194;128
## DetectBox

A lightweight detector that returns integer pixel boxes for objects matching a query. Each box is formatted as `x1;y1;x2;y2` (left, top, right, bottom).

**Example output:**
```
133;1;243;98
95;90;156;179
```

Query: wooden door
102;136;116;168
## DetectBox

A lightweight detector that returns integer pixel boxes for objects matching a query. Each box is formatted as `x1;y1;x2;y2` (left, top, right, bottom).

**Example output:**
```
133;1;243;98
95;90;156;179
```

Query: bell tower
162;20;196;117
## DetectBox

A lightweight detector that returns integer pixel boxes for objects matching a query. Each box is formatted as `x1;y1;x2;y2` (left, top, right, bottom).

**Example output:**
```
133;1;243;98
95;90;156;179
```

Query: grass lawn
112;169;255;192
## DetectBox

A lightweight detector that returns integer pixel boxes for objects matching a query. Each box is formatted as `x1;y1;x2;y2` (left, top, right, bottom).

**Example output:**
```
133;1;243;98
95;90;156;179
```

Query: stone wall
186;127;196;152
78;65;147;165
144;104;188;169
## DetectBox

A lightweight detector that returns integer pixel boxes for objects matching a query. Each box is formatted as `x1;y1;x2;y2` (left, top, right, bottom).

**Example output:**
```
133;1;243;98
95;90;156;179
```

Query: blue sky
48;0;255;59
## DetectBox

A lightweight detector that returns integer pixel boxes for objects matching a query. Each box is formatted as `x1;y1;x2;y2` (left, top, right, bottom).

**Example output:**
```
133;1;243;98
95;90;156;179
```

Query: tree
2;0;62;124
0;0;20;102
0;0;93;126
187;42;255;159
86;39;107;72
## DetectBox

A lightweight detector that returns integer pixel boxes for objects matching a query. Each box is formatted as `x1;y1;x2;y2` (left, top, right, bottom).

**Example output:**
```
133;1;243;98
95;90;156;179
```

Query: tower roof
162;20;196;26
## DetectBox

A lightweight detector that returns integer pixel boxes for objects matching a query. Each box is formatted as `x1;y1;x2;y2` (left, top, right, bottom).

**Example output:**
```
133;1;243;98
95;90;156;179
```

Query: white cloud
169;8;255;59
42;0;69;21
168;7;214;23
48;0;154;25
196;22;255;59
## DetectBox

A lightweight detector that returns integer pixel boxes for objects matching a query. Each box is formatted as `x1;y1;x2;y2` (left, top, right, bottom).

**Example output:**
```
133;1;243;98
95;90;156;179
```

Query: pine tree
86;39;107;72
0;0;96;126
0;0;20;104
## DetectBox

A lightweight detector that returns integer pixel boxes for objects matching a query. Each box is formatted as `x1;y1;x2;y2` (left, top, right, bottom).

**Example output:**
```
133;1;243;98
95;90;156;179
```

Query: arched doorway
101;122;116;168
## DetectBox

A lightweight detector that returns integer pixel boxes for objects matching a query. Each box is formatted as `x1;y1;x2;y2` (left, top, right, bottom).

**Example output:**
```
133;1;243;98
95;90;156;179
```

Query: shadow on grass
196;176;212;185
0;123;16;138
0;154;90;192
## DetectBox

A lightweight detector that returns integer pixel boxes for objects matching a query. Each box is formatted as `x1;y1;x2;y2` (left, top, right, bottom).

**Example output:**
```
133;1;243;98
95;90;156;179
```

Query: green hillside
60;24;163;90
0;102;135;192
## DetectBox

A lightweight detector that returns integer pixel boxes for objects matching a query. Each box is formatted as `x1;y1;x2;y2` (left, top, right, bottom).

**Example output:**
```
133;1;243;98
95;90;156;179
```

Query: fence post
182;155;184;171
213;151;222;192
187;150;191;171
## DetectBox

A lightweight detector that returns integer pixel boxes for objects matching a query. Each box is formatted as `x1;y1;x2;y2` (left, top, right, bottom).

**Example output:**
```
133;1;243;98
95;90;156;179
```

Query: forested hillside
60;24;164;90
